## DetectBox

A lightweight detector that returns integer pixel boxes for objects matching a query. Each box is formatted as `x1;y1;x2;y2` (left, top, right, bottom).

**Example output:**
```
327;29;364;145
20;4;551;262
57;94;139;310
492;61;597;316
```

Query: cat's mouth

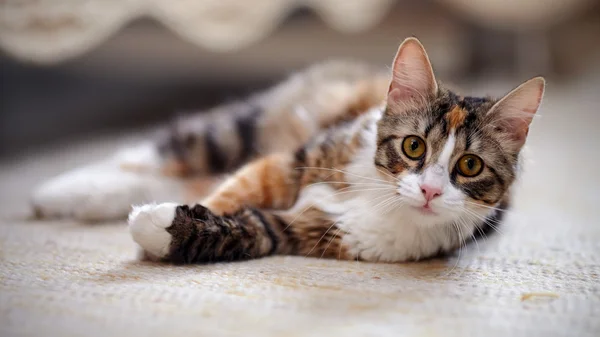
412;204;438;215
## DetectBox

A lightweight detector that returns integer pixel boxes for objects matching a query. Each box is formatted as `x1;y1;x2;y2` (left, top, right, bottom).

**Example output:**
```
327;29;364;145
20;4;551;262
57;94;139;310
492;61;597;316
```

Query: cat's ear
387;37;438;110
487;77;545;150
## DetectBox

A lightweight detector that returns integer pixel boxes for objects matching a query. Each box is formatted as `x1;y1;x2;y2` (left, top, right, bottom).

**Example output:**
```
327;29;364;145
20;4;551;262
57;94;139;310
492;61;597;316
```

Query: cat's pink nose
420;184;442;202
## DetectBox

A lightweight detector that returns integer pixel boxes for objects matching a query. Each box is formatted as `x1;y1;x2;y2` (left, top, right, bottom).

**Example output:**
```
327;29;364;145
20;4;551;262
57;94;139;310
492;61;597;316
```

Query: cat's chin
397;203;456;227
411;204;438;216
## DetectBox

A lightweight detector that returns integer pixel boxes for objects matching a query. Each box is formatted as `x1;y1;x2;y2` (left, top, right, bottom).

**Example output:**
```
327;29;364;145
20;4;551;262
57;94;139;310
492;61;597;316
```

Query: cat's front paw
128;203;178;261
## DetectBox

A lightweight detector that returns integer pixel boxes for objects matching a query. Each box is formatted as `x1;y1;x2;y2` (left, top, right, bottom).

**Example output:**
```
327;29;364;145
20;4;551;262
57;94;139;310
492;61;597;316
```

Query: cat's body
32;38;544;264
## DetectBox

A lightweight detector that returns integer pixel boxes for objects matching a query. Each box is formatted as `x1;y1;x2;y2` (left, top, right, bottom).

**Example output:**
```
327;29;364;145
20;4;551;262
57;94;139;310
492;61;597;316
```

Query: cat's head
375;37;545;226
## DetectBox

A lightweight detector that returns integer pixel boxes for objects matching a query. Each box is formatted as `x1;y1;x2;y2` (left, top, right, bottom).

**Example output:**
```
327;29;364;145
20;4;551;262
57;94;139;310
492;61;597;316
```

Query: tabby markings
446;105;468;129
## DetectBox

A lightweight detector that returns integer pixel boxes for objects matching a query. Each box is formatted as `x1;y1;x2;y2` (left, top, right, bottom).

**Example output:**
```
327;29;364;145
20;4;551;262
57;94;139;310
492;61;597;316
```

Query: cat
32;38;545;263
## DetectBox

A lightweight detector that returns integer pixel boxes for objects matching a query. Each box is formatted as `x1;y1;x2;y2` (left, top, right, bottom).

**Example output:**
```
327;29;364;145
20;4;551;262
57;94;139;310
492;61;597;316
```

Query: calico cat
33;38;545;263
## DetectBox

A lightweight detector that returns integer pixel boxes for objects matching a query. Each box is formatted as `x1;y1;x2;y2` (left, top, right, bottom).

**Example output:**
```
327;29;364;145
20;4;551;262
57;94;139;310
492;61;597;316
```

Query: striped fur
157;61;389;178
163;205;350;263
130;38;545;264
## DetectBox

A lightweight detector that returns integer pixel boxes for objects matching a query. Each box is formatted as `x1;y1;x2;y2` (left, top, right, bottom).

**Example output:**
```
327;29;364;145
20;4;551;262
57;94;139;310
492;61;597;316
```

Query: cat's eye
456;154;484;177
402;136;426;160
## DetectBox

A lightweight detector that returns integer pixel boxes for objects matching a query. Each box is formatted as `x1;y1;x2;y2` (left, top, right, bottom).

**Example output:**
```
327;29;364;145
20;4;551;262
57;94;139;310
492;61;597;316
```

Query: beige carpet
1;74;599;337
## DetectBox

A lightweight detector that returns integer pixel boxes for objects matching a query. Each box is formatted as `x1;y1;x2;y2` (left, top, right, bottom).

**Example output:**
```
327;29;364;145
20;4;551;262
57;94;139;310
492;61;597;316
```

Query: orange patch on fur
267;155;298;209
259;159;274;207
202;153;297;215
204;197;237;215
447;105;468;129
392;163;405;174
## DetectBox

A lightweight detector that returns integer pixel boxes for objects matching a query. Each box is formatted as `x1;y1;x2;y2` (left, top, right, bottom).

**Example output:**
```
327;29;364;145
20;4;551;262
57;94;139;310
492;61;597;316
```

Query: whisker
375;198;397;215
371;195;400;214
486;222;504;235
472;216;489;240
369;198;396;215
325;187;398;199
443;222;463;278
369;192;398;205
437;202;507;237
314;186;397;202
338;230;346;260
281;186;394;233
454;220;469;279
281;204;316;233
305;180;392;189
461;208;505;235
369;191;398;201
349;163;398;181
372;166;398;181
305;221;338;258
321;227;342;259
462;201;512;213
460;209;504;237
295;166;391;184
331;185;396;193
367;193;401;215
380;197;404;215
459;216;480;255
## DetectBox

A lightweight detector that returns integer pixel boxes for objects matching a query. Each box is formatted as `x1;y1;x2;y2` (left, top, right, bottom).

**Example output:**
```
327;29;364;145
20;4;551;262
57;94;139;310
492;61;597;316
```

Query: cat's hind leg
31;143;189;221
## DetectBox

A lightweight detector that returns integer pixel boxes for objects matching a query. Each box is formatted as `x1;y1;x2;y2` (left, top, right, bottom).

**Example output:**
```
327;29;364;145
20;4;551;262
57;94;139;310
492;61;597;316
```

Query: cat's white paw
31;143;183;221
128;203;178;260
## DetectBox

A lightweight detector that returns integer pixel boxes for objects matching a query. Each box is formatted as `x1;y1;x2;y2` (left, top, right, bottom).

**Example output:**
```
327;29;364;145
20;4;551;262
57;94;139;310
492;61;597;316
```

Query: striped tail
157;204;349;264
155;61;388;177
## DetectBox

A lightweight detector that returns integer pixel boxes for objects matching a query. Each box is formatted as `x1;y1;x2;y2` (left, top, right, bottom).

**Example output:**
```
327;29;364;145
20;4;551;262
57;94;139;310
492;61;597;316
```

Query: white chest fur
291;181;462;262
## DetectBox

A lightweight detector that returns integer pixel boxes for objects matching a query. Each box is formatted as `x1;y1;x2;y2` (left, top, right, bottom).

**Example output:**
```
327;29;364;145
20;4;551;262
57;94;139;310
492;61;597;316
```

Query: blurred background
1;0;599;159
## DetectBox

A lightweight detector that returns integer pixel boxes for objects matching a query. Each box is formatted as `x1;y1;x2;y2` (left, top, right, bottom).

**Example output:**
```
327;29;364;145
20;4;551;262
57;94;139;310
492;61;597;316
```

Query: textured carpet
1;74;599;337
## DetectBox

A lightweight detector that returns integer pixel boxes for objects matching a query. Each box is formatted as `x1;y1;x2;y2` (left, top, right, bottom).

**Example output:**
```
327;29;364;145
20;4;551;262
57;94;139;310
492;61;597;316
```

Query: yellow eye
456;154;484;177
402;136;426;160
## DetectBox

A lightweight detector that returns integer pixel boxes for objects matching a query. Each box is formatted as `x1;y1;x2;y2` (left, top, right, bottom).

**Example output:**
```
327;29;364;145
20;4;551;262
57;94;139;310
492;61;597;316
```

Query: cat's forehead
417;90;495;139
416;91;511;168
380;88;497;139
432;91;495;122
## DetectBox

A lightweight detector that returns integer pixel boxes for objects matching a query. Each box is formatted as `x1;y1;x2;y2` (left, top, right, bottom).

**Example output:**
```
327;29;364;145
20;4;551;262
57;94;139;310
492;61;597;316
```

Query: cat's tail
129;203;351;263
155;61;389;177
